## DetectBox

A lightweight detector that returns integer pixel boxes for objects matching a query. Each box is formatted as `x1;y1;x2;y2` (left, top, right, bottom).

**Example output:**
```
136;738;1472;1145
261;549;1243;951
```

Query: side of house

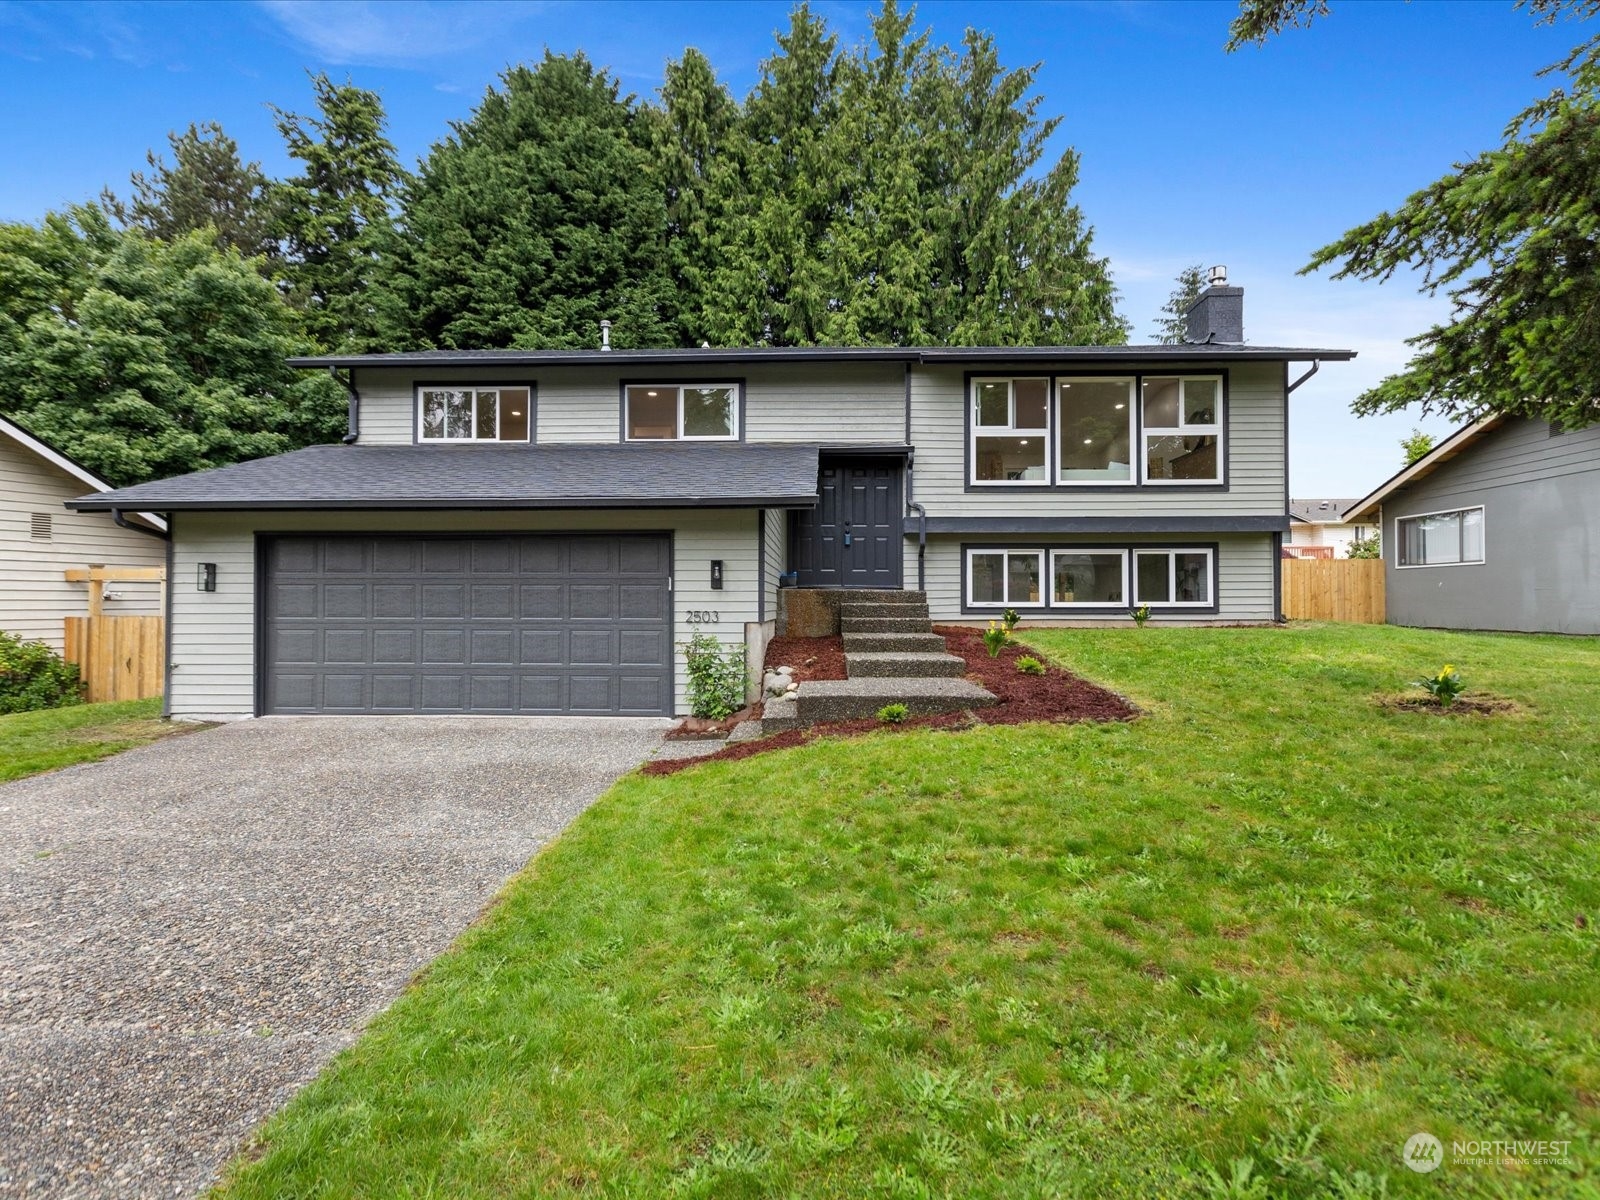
1344;416;1600;635
0;418;166;652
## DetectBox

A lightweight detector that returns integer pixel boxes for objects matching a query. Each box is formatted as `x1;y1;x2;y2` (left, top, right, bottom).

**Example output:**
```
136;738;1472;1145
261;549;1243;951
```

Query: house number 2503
686;609;721;624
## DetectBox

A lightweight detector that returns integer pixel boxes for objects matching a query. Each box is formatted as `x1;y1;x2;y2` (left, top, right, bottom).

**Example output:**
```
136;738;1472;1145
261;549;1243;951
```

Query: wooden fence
61;565;167;702
1283;557;1385;624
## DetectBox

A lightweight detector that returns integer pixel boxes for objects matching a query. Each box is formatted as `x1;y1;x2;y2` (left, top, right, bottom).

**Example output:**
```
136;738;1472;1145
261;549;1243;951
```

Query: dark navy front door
791;457;903;589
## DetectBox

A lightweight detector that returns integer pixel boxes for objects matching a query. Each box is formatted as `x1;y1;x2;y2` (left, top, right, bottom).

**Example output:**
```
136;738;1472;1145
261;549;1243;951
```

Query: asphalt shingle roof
67;442;823;512
1289;498;1360;524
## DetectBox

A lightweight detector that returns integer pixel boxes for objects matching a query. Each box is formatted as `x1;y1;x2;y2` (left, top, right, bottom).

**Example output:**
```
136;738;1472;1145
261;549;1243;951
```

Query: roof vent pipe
599;319;612;352
1208;264;1228;287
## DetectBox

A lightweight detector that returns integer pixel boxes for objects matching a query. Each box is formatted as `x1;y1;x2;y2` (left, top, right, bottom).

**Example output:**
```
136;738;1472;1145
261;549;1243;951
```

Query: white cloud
257;0;547;66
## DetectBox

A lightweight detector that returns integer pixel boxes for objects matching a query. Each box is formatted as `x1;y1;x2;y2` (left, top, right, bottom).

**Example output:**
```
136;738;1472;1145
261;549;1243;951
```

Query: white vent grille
30;512;52;541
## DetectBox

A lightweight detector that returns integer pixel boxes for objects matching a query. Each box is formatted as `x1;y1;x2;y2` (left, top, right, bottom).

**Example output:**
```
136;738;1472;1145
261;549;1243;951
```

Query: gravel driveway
0;716;669;1198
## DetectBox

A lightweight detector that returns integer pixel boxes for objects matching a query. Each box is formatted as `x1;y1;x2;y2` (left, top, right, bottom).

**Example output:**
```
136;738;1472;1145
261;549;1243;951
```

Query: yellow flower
1440;664;1455;676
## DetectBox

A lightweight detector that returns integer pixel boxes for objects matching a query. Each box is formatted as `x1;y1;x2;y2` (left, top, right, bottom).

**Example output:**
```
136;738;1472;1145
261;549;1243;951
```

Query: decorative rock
763;671;790;697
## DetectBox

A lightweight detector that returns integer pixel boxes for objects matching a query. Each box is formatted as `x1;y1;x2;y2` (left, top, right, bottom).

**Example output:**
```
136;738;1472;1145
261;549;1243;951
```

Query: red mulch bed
763;635;848;682
642;626;1135;775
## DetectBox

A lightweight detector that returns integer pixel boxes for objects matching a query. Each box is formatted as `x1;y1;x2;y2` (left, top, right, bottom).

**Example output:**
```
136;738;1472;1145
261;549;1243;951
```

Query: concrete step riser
841;617;934;634
845;655;965;679
797;692;991;722
837;590;927;604
841;606;930;621
843;633;948;654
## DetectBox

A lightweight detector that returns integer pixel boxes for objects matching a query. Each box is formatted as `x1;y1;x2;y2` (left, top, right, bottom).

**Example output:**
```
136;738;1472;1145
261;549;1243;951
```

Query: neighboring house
0;415;166;652
1343;414;1600;635
1285;497;1372;559
70;277;1354;720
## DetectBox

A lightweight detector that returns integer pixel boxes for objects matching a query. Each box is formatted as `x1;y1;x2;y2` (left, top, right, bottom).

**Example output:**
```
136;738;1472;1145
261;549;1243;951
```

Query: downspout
907;501;927;592
1286;360;1320;394
112;508;168;541
334;367;360;444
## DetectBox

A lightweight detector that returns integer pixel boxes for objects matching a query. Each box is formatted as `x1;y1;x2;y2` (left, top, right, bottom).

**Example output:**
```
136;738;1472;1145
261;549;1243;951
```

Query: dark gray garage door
262;534;672;715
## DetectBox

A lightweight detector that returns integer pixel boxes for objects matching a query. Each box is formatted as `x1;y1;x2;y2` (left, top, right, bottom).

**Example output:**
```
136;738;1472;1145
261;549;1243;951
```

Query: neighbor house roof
288;343;1357;369
66;442;824;512
1289;498;1360;525
0;413;167;533
1342;415;1505;523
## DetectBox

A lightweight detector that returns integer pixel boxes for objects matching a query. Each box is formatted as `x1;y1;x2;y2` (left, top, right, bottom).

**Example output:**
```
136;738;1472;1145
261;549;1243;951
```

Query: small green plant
876;703;909;724
1412;663;1466;707
680;631;747;720
982;620;1010;658
1346;530;1381;559
1130;605;1152;627
1001;607;1021;634
0;630;84;714
1016;655;1046;676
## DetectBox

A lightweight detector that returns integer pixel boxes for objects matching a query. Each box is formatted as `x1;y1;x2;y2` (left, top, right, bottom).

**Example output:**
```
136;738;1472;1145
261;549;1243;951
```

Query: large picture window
1058;378;1135;484
1134;549;1213;606
418;386;531;442
966;546;1213;610
1141;376;1223;483
967;550;1044;606
971;378;1049;483
1051;550;1128;606
1397;507;1484;567
625;384;739;440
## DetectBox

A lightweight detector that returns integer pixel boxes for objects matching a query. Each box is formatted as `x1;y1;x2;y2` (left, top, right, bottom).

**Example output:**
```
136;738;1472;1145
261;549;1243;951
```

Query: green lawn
216;624;1598;1198
0;696;190;782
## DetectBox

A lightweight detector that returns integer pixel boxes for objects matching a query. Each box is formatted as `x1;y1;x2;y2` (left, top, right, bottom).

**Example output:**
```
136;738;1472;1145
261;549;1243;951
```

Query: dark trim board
908;515;1290;535
411;379;540;445
88;496;818;513
162;520;175;720
960;368;1232;495
957;539;1223;617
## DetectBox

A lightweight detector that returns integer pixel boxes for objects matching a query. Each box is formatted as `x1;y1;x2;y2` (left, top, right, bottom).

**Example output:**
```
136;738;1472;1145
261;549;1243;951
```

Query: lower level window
1397;507;1484;566
1051;551;1127;606
1134;549;1212;606
968;550;1043;606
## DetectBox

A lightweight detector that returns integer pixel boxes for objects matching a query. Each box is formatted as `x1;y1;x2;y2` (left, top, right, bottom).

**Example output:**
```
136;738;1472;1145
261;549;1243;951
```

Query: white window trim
1133;547;1215;607
965;548;1046;607
1394;505;1486;569
1141;375;1224;486
417;385;532;444
969;376;1051;486
1056;377;1137;487
624;383;740;442
1048;549;1130;607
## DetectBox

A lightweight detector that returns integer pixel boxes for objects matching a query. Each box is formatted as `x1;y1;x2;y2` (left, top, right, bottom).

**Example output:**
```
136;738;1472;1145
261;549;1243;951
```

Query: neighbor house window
1141;376;1223;483
967;549;1044;606
1134;549;1213;606
625;384;738;440
418;387;531;442
971;378;1049;483
1057;378;1135;484
1397;507;1484;567
1051;550;1128;606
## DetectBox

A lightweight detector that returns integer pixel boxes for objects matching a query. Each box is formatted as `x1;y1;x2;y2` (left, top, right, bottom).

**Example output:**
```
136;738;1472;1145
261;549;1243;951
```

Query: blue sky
0;0;1577;497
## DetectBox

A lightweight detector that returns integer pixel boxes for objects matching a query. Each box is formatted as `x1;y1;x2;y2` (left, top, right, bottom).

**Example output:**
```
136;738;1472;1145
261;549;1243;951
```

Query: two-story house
70;278;1352;720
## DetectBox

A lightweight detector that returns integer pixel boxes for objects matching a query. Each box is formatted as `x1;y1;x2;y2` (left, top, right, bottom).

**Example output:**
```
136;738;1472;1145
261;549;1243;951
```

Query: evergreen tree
1400;428;1435;466
1152;264;1208;343
0;207;341;485
271;73;406;351
375;52;675;349
102;122;276;258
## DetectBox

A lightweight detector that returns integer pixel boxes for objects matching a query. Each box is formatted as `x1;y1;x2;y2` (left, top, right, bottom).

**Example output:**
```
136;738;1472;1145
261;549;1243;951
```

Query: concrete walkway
0;716;668;1198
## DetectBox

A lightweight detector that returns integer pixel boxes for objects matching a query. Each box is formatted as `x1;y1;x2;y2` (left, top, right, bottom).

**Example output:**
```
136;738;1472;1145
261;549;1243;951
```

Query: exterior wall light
197;562;217;592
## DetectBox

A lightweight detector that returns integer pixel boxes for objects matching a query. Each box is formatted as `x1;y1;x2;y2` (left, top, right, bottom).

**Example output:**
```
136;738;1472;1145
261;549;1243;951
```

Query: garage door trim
253;530;675;717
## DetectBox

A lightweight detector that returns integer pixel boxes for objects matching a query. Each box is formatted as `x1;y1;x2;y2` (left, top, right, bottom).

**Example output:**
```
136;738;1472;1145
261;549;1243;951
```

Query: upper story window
418;386;531;442
969;373;1225;487
972;377;1048;482
1397;506;1484;567
626;384;739;440
1142;376;1222;483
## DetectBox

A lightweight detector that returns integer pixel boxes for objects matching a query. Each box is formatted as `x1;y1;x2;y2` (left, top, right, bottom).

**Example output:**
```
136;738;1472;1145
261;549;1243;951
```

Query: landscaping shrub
680;632;747;719
1412;663;1466;707
1016;655;1046;676
0;630;84;714
876;702;909;724
982;620;1010;657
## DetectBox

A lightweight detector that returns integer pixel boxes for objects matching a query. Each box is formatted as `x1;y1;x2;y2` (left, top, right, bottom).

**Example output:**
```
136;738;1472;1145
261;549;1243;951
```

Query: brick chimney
1184;265;1243;344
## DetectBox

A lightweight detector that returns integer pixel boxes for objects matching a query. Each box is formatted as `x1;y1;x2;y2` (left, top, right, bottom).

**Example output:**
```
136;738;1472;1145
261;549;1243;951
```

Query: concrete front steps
764;590;995;732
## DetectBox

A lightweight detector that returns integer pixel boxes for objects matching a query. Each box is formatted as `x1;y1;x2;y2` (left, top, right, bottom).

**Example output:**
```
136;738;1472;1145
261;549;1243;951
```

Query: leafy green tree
102;122;276;258
271;73;406;351
1152;264;1208;343
375;52;676;349
0;207;342;486
1233;0;1600;428
1346;529;1381;559
1400;428;1435;466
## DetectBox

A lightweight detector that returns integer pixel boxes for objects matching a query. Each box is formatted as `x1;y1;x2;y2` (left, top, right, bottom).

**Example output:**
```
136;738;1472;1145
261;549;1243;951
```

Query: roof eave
67;494;819;513
1341;414;1504;522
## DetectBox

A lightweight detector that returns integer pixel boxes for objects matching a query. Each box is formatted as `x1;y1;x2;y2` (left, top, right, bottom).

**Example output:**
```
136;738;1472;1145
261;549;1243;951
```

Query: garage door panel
264;535;671;715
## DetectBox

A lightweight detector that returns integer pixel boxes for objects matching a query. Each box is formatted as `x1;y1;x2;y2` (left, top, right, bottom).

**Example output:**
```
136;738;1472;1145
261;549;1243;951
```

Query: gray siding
0;435;164;650
1384;417;1600;634
918;531;1276;624
353;361;905;447
762;507;787;622
908;361;1285;518
168;509;760;719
